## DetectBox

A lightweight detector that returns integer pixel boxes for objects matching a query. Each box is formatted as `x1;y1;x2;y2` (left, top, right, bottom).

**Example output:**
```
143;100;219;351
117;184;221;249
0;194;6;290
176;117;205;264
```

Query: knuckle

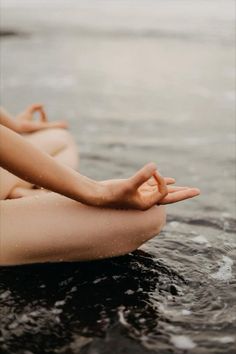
139;203;150;211
140;172;149;182
126;179;134;192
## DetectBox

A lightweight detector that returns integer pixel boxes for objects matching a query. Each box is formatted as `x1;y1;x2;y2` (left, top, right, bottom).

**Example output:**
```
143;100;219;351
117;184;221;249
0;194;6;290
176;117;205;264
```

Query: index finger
38;107;48;122
160;188;200;204
153;170;168;197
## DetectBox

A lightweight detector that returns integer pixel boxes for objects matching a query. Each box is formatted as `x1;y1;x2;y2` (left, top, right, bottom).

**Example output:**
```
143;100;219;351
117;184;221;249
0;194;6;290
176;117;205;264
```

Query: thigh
0;167;32;200
0;128;78;199
24;128;76;156
0;193;166;265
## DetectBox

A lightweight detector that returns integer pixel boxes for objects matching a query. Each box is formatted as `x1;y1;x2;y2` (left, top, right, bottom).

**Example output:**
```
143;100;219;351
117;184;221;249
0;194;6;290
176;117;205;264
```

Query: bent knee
149;205;166;236
26;127;76;150
133;205;166;248
46;128;75;147
119;205;166;256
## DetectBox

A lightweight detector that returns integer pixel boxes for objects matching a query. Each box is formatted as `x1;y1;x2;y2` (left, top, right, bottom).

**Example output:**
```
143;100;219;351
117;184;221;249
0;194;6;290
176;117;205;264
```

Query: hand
16;104;68;133
98;163;200;211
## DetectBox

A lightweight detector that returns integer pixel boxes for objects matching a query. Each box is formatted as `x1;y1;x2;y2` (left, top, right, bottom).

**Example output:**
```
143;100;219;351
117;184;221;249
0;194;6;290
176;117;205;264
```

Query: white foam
181;309;192;316
55;300;65;307
0;290;11;300
118;308;129;327
215;336;235;344
170;335;196;349
52;308;63;315
125;289;134;295
169;221;180;228
211;256;233;281
191;235;209;244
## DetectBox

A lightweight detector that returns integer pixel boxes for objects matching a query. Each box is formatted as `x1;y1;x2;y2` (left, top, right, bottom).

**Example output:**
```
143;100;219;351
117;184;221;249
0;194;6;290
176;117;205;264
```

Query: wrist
13;121;23;133
72;173;104;206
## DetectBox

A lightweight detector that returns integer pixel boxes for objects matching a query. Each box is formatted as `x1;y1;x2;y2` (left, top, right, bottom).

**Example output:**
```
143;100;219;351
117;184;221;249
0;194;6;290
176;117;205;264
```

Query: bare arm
0;124;200;209
0;107;20;132
0;124;100;205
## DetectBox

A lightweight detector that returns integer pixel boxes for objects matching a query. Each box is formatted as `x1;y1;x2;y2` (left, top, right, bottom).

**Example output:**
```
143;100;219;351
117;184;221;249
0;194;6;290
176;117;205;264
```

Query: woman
0;105;200;266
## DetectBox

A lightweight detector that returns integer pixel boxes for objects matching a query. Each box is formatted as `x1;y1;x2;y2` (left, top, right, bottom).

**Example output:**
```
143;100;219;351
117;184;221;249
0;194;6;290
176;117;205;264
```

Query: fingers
167;186;189;193
43;120;68;129
159;188;200;204
139;170;168;209
28;103;44;110
27;104;48;122
147;176;175;187
38;107;47;122
164;177;176;185
153;170;168;197
23;120;68;132
28;104;43;113
130;162;157;189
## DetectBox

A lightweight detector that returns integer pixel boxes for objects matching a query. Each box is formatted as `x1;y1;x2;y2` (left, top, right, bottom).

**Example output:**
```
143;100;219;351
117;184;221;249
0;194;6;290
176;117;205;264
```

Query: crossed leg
0;193;166;266
0;128;166;266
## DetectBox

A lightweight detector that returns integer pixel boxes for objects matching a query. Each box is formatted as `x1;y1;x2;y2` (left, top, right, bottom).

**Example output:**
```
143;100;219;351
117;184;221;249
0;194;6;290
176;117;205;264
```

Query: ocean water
0;1;235;353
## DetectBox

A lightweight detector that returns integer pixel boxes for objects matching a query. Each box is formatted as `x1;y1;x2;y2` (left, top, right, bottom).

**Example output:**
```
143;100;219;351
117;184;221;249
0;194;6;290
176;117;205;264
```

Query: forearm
0;125;101;204
0;107;19;132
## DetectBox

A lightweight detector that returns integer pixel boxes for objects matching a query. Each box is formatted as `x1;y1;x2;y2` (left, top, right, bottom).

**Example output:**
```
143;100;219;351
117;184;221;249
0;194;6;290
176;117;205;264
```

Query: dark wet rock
80;324;160;354
0;251;184;354
169;284;178;296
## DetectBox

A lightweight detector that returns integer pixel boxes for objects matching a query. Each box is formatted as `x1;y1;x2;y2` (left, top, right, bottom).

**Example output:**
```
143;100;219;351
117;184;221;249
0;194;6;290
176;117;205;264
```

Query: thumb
129;162;157;189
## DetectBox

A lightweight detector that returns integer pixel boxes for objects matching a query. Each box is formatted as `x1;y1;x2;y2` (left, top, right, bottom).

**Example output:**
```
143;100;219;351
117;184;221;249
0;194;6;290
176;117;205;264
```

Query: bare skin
0;105;77;199
0;105;200;266
0;105;68;133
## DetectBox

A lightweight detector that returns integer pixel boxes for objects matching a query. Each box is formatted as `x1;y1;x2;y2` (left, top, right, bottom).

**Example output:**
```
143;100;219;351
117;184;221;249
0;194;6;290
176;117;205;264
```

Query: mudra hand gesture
16;104;68;133
99;163;200;210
